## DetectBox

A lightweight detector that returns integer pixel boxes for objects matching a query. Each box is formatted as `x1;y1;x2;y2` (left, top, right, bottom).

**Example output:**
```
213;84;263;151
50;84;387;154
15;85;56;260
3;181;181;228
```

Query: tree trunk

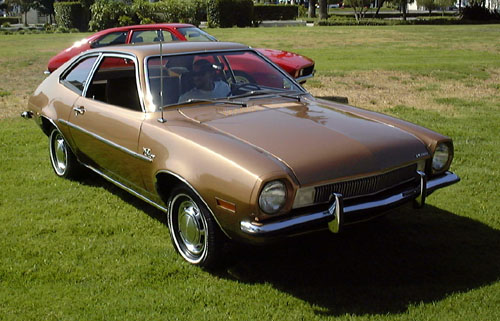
318;0;328;20
375;0;386;18
308;0;317;18
402;1;407;21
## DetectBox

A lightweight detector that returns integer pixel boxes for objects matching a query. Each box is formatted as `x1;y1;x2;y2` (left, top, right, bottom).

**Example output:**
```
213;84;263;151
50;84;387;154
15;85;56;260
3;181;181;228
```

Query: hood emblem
415;152;429;158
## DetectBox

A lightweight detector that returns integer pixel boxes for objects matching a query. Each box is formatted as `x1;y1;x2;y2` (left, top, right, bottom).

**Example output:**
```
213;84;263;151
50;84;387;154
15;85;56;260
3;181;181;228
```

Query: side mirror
89;40;97;48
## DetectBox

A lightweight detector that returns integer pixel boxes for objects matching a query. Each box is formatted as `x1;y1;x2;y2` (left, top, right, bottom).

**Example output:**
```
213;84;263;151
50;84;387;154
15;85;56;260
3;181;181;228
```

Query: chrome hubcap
51;132;67;175
177;198;206;256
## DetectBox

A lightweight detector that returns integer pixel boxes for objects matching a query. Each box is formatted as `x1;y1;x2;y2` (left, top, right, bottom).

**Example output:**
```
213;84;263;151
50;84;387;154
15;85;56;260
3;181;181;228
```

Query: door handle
73;106;85;116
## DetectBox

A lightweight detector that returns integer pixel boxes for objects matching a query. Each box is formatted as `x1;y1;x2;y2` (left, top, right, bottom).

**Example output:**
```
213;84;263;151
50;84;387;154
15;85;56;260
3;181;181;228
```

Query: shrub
90;0;205;30
207;0;253;28
118;15;134;27
54;2;86;31
2;22;11;28
56;26;70;33
89;0;133;31
0;17;20;25
461;5;500;21
253;4;299;23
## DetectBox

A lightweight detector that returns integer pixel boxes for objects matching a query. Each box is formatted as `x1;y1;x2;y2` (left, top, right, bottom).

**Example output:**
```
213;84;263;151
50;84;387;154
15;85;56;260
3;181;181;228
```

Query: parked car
25;42;459;267
47;23;315;83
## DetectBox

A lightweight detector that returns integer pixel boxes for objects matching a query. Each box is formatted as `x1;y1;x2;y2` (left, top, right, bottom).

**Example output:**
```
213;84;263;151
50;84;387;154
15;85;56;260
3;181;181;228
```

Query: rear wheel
167;185;225;268
49;128;80;179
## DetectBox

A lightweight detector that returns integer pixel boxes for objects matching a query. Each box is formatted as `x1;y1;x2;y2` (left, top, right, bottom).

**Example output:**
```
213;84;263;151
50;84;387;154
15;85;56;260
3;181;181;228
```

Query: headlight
432;142;451;173
259;180;287;214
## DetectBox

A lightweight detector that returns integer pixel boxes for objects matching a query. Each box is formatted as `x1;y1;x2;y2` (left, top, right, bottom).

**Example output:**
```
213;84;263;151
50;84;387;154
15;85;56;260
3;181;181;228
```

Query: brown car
24;42;459;267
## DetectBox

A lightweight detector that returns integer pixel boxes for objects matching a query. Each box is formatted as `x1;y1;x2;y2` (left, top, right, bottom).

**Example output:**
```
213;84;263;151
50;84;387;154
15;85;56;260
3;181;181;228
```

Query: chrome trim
327;193;343;233
413;170;427;208
296;73;314;83
426;171;460;195
155;170;232;239
83;163;168;213
59;119;152;163
241;171;460;236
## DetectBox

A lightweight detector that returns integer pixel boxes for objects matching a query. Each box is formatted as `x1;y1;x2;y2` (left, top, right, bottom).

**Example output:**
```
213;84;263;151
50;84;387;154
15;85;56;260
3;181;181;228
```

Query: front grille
314;164;418;203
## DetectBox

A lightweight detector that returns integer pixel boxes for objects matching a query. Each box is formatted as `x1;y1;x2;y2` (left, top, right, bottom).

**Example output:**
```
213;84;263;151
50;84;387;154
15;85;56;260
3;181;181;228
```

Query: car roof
91;23;197;38
87;42;251;59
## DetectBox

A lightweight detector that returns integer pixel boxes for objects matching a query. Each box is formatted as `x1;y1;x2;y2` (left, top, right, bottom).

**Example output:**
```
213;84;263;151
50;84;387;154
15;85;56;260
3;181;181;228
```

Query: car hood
255;48;314;70
178;100;429;185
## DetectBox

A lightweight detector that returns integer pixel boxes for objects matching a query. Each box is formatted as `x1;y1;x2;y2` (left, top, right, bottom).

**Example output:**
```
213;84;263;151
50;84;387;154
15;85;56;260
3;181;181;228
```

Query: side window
86;56;142;112
92;31;128;48
60;56;98;95
131;30;179;43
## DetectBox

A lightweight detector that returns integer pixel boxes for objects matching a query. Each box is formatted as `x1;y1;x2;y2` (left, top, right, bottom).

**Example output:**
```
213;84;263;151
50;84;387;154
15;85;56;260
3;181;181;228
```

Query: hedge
89;0;206;31
253;4;298;23
54;2;86;31
207;0;253;28
0;17;21;25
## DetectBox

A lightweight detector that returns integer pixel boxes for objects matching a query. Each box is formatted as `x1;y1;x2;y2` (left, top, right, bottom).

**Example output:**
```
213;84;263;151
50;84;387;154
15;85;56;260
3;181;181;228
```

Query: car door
67;54;148;190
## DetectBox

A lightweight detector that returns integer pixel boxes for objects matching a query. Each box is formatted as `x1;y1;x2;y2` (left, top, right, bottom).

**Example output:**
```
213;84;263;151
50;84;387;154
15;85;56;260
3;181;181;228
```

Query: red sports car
47;23;315;83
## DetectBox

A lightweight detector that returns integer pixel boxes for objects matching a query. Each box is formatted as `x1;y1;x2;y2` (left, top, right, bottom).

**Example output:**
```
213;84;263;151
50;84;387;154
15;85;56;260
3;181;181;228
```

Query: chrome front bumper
240;171;460;236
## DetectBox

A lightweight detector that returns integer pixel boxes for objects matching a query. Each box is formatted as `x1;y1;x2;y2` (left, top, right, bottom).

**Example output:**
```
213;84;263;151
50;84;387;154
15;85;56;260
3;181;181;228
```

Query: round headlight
432;143;451;172
259;180;287;214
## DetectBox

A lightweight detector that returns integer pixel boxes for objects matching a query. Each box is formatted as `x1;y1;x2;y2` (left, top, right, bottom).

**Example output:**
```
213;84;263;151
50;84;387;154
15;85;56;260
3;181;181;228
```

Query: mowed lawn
0;25;499;320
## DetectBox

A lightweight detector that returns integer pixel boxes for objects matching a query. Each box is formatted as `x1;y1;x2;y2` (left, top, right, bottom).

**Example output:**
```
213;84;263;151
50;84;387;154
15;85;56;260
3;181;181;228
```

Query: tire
167;185;225;268
49;128;80;179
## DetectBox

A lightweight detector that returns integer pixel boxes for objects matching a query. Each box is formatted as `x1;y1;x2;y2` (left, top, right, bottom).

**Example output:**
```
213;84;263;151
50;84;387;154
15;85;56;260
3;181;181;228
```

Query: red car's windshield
176;27;217;42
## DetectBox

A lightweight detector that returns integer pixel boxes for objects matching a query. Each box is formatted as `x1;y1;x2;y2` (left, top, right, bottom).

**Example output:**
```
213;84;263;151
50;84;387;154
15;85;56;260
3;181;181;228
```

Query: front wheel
167;185;225;268
49;128;80;179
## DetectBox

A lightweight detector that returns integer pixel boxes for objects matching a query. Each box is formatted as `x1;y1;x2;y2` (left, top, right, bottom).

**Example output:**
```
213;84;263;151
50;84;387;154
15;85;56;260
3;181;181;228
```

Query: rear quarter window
60;56;98;95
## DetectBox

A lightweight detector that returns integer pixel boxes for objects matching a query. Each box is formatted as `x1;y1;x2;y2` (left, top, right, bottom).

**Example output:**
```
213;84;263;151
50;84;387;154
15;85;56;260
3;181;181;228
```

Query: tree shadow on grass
216;205;500;316
78;174;500;316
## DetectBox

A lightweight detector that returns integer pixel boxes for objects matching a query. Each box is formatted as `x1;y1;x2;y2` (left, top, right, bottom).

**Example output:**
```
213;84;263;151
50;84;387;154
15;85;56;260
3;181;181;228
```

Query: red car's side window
131;30;179;44
93;31;128;48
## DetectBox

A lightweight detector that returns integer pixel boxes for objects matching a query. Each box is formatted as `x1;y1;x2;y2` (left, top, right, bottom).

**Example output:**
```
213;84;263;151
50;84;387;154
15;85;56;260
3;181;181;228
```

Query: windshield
176;27;217;42
146;50;303;109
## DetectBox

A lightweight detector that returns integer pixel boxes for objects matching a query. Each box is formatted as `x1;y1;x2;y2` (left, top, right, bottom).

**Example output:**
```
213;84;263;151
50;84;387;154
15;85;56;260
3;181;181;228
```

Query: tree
344;0;371;22
387;0;414;21
435;0;454;15
308;0;316;18
318;0;327;19
374;0;386;18
417;0;437;14
8;0;35;25
34;0;55;23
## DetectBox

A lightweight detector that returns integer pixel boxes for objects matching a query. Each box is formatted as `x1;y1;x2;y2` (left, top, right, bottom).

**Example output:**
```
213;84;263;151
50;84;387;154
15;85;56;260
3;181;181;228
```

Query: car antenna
158;33;166;123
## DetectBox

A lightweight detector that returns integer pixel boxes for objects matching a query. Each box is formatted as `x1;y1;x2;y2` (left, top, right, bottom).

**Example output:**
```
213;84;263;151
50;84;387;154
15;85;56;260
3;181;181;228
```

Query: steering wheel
231;82;261;95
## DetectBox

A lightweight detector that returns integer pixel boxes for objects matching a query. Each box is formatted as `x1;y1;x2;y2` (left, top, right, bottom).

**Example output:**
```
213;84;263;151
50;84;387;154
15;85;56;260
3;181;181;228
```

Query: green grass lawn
1;25;499;320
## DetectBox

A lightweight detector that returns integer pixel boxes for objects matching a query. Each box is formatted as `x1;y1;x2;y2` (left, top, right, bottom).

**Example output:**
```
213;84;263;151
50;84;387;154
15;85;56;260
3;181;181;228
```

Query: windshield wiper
161;98;247;110
278;92;308;101
230;89;285;99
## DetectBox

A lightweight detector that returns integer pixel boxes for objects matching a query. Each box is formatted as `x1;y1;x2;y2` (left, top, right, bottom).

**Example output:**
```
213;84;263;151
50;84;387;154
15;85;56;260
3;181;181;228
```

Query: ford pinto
24;42;460;267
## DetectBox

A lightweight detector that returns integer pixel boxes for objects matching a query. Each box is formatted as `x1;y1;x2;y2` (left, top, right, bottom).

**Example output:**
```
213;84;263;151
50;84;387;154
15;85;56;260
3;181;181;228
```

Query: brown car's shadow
217;205;500;316
82;174;500;316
